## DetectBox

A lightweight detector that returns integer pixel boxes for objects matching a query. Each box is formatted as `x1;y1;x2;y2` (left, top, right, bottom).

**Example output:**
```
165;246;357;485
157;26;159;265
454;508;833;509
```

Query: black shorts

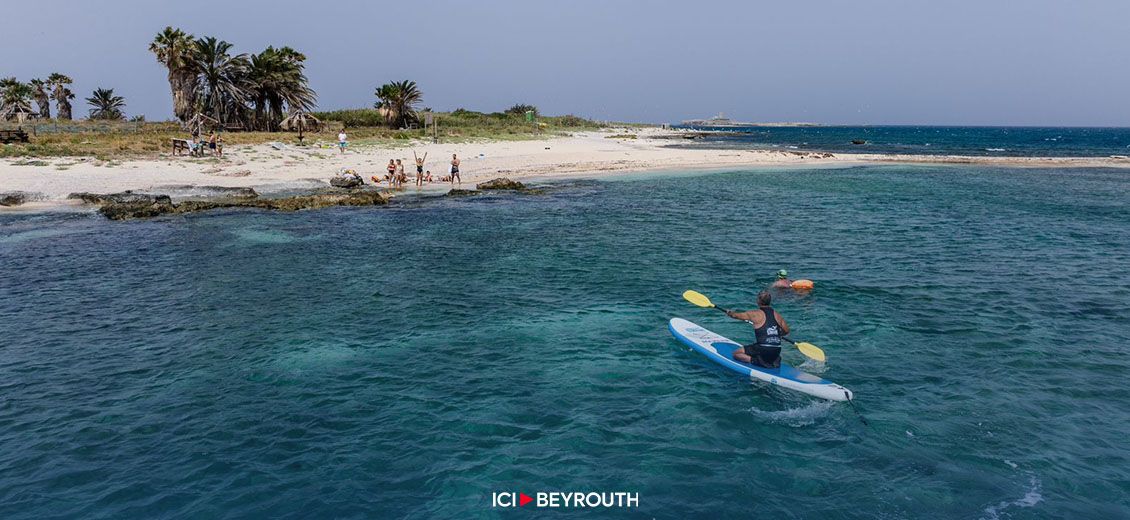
743;344;782;368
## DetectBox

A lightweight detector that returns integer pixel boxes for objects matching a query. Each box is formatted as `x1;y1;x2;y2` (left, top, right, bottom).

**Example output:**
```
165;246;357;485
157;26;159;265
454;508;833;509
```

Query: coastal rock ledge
0;191;46;207
68;190;389;220
476;178;527;190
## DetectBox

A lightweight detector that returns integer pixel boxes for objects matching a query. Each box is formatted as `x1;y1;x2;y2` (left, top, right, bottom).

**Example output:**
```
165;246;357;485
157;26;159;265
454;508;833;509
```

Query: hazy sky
5;0;1130;125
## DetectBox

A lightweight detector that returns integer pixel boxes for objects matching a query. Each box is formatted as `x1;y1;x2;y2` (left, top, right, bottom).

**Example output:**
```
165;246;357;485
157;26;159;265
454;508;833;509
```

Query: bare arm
726;310;755;322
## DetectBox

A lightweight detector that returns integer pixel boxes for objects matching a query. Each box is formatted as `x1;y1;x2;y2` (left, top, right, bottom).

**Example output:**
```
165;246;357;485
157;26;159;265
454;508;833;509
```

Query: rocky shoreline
2;178;539;220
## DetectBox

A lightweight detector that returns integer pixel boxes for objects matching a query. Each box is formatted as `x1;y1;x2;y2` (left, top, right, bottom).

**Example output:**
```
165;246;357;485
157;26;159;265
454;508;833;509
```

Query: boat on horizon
673;113;818;129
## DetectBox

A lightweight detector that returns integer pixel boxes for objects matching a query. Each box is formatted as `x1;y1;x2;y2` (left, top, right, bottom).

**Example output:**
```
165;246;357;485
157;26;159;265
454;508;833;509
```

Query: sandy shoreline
3;127;1130;210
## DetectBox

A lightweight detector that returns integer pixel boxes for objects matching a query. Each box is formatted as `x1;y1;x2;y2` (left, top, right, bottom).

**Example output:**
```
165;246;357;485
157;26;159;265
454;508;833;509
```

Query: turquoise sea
669;125;1130;157
1;164;1129;518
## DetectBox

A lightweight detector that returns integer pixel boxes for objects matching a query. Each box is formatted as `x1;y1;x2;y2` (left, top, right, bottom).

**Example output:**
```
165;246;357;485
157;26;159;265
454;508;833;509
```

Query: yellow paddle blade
682;290;715;308
795;342;826;362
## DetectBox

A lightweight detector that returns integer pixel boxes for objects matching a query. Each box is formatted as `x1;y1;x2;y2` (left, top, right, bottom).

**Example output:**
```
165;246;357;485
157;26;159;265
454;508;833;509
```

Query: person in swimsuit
725;291;790;368
770;269;794;289
386;159;397;184
395;159;406;187
450;154;461;185
413;151;427;186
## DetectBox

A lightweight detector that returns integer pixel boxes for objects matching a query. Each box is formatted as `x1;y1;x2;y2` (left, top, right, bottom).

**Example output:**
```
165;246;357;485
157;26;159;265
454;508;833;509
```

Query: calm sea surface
669;125;1130;157
1;164;1128;518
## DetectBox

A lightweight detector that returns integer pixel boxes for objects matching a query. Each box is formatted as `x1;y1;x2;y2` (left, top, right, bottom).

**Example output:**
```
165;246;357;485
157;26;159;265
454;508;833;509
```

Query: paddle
682;290;827;362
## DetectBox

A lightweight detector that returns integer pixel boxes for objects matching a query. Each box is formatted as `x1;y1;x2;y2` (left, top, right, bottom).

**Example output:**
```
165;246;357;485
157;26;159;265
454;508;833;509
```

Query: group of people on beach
186;131;223;157
367;151;461;187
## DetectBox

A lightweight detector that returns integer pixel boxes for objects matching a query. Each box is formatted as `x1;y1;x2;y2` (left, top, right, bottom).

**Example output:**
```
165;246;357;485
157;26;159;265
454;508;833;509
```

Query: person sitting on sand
414;151;427;186
726;291;790;368
770;270;794;289
424;170;433;182
370;175;383;185
450;154;461;185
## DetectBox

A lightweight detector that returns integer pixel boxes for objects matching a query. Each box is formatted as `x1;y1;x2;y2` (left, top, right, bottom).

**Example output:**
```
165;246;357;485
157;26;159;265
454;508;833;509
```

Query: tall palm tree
30;79;51;119
0;78;34;120
149;26;199;122
246;46;316;131
86;88;126;120
48;73;75;120
374;80;422;129
194;37;249;125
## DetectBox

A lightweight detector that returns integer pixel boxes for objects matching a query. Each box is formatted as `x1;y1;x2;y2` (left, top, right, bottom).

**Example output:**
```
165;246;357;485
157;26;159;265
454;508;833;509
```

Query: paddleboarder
725;291;790;368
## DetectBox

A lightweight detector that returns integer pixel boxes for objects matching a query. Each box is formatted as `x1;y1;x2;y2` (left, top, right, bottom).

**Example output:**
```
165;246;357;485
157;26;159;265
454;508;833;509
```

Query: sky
4;0;1130;126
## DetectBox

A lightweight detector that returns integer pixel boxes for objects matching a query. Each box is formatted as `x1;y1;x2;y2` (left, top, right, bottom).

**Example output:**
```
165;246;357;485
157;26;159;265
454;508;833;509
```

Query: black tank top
754;306;782;348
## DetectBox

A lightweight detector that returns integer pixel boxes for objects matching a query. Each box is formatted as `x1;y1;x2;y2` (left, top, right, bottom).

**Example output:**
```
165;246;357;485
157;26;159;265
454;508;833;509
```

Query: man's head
777;269;789;280
757;291;772;306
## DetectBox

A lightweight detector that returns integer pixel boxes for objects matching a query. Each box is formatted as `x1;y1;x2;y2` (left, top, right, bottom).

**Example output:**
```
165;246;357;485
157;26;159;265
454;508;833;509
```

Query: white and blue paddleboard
669;318;853;401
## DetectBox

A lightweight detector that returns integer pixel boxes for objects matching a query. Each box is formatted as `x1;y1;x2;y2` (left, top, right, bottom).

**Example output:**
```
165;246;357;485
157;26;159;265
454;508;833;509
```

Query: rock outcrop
0;191;45;206
70;189;389;220
330;176;364;189
475;178;526;190
445;189;481;197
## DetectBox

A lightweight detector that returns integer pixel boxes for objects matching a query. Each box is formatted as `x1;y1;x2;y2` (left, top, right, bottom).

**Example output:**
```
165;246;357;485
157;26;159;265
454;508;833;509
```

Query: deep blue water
668;126;1130;157
2;165;1129;519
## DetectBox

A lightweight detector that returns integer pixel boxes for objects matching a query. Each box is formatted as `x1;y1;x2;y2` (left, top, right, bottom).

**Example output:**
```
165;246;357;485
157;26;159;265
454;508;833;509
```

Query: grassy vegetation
1;110;619;159
315;109;605;140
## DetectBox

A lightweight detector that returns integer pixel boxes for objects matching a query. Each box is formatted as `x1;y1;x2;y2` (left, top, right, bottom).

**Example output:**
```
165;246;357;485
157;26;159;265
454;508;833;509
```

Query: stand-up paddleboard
669;318;853;401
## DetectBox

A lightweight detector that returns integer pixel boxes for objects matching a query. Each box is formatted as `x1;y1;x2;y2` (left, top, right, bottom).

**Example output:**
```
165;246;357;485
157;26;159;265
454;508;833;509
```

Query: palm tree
194;37;249;125
86;88;126;120
246;46;316;131
149;26;199;122
30;79;51;119
0;78;34;121
48;73;74;120
374;80;422;129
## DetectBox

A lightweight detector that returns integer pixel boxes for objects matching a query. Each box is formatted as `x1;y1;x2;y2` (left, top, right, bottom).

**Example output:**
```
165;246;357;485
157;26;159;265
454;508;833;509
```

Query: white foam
749;400;835;427
981;476;1043;520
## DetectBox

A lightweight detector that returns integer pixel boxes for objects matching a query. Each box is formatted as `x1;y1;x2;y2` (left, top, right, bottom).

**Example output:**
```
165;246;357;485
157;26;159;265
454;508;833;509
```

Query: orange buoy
791;279;814;290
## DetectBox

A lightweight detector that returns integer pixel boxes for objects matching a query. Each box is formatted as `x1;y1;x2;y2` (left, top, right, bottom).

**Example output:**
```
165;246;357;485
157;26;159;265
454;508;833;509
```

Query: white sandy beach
3;127;1129;208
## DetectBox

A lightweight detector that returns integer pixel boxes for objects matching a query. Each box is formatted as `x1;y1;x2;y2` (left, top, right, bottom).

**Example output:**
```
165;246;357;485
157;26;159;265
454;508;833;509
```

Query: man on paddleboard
725;291;790;368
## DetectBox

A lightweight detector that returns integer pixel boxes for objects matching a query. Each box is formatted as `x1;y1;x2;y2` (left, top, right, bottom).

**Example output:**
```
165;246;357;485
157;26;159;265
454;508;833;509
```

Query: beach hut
183;113;220;137
280;110;322;142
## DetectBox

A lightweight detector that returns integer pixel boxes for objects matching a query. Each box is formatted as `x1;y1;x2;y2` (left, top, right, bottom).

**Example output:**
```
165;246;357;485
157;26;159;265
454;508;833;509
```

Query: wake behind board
669;318;853;401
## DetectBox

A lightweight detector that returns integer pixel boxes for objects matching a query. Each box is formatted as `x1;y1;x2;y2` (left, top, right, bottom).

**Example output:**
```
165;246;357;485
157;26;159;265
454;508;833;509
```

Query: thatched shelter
183;113;220;136
280;111;322;142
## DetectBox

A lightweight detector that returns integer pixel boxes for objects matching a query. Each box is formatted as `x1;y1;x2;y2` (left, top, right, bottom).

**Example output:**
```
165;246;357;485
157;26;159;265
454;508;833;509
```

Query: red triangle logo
519;493;532;507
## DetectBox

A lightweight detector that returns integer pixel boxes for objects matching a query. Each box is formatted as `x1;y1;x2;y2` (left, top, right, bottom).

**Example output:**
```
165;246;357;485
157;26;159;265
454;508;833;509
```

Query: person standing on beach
338;130;348;154
414;151;427;186
450;154;461;185
395;159;406;187
386;159;396;184
207;131;218;156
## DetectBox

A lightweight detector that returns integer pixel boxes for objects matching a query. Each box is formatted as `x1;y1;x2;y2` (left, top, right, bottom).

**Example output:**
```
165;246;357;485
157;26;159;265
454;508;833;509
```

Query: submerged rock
0;191;45;206
476;178;526;190
72;189;389;220
445;189;481;197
